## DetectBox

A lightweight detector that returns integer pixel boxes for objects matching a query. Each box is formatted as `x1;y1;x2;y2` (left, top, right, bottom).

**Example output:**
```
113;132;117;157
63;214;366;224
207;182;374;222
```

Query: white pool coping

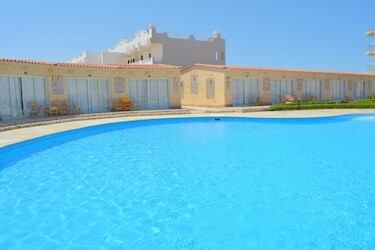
1;109;375;148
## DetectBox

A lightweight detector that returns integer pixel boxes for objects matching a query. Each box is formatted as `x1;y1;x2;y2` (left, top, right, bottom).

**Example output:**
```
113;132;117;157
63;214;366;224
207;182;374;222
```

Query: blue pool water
1;115;375;249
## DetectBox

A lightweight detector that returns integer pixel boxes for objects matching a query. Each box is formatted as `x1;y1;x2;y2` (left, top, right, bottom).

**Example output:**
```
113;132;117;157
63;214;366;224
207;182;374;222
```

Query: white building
69;24;225;68
365;29;375;73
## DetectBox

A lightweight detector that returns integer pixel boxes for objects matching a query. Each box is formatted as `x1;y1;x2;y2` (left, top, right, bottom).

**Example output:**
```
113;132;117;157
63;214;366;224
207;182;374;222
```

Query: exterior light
226;77;231;84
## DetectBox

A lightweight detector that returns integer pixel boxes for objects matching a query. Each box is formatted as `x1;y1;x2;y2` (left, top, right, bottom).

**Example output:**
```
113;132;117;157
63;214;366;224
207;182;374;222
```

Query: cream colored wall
181;69;226;107
0;61;181;108
182;66;375;107
225;69;375;104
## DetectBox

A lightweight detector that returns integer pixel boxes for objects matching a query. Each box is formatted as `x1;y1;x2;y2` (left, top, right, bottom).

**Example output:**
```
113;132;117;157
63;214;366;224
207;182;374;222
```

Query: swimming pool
0;115;375;248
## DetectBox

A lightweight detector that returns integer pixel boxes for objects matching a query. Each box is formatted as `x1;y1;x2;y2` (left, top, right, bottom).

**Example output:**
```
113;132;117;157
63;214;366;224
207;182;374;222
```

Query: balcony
365;43;375;56
365;30;375;37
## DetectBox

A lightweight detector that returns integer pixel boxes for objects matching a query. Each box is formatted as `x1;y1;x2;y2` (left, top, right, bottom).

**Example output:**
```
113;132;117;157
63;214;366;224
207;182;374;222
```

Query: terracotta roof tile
182;63;375;76
0;58;181;70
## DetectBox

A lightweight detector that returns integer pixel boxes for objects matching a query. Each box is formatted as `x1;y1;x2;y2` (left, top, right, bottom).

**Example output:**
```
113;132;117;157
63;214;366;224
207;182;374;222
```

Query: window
173;77;179;93
181;81;184;98
206;79;215;99
128;78;169;109
191;75;199;94
133;59;135;63
149;53;152;58
303;80;321;101
221;51;225;61
141;55;143;60
215;51;219;61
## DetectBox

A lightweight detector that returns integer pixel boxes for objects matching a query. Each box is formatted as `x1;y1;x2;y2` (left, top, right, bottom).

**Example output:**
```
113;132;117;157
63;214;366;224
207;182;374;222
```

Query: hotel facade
181;64;375;107
0;59;181;119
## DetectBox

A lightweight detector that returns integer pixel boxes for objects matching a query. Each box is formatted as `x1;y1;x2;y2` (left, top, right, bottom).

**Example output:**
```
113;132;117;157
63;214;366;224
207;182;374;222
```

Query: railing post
298;98;301;110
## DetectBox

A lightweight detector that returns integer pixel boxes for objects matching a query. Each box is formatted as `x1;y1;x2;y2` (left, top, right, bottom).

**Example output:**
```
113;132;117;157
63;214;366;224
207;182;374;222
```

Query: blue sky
0;0;374;72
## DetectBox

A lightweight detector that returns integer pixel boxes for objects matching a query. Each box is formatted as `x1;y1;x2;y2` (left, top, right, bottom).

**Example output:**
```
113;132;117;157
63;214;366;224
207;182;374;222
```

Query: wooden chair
112;99;124;111
125;98;141;110
58;102;69;115
66;101;82;114
49;107;59;116
47;101;59;116
278;94;283;103
29;102;43;117
285;95;295;104
121;98;134;111
252;96;266;106
132;102;141;110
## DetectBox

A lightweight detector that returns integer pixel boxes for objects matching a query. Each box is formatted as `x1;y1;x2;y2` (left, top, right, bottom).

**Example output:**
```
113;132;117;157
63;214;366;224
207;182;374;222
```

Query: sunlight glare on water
0;115;375;249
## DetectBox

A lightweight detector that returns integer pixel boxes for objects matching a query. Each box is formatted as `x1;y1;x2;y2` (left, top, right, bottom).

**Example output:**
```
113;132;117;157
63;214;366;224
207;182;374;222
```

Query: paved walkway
1;108;375;148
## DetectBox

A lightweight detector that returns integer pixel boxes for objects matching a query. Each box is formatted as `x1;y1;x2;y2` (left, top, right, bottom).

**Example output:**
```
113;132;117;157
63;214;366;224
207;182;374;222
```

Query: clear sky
0;0;374;72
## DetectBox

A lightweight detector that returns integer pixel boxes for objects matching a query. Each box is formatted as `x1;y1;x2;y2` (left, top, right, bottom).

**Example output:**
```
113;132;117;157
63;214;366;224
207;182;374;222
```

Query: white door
89;79;100;112
232;79;238;105
353;81;365;100
99;79;110;111
77;79;89;112
0;76;23;118
272;80;282;103
245;79;259;105
34;78;48;107
232;79;245;106
67;79;78;105
158;79;169;109
21;77;35;116
148;79;159;109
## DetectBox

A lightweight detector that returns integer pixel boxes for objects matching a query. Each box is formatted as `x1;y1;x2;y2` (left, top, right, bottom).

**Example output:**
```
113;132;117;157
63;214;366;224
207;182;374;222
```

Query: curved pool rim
1;113;375;170
1;113;375;248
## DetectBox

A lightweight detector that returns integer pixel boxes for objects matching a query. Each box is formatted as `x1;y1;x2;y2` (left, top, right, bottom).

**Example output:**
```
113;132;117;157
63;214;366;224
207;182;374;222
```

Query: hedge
270;99;375;111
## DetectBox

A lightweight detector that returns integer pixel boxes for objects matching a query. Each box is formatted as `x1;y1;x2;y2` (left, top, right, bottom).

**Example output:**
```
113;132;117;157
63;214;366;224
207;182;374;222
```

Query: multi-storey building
69;24;225;68
365;29;375;73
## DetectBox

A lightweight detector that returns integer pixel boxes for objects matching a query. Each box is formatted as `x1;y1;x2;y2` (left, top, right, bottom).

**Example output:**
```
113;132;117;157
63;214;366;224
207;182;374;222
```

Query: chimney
213;31;221;39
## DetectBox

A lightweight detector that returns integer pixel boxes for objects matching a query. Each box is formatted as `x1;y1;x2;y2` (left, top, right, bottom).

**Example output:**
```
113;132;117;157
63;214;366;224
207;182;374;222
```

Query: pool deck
1;108;375;148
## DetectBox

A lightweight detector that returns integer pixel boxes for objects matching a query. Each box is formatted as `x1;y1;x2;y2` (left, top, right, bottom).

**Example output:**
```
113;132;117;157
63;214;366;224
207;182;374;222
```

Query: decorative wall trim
206;78;215;99
181;81;184;98
348;80;353;90
114;77;125;93
173;77;179;93
52;75;64;94
226;77;231;91
324;79;330;90
297;79;303;91
262;78;270;91
191;74;199;94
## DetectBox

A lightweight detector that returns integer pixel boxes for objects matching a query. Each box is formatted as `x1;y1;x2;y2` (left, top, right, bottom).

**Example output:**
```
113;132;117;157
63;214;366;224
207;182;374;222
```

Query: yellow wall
181;68;226;107
181;65;375;107
0;61;181;108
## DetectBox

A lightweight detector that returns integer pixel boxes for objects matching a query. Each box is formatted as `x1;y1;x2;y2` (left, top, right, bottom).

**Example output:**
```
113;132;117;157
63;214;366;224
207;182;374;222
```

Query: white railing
166;32;210;41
